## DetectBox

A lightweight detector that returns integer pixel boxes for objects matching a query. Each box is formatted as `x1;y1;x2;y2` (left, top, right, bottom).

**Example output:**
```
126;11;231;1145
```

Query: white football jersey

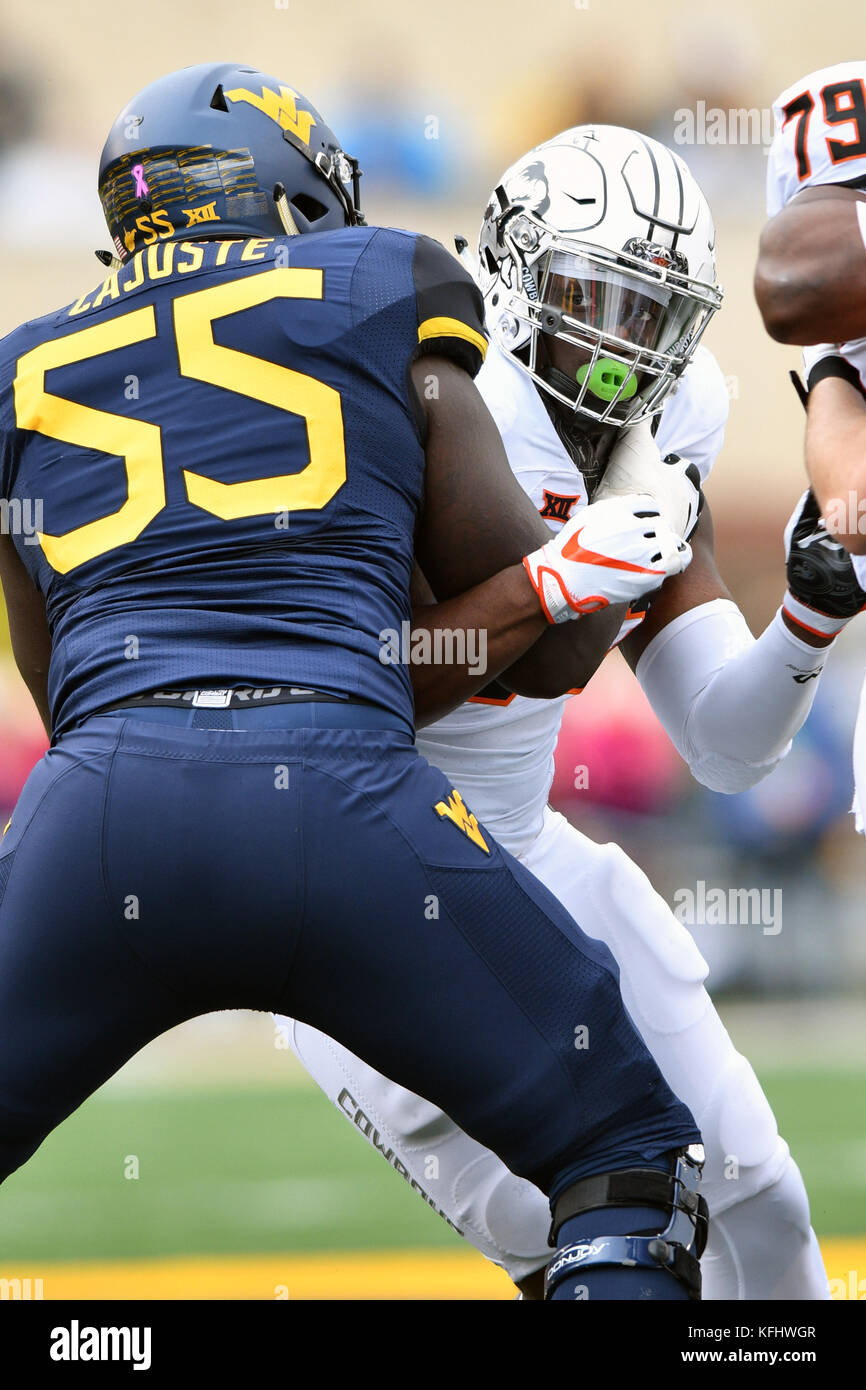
415;340;729;855
767;62;866;217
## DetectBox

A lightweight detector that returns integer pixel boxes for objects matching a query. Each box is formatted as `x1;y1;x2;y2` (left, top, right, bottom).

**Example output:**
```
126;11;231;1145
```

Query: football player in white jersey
757;63;866;830
277;127;852;1299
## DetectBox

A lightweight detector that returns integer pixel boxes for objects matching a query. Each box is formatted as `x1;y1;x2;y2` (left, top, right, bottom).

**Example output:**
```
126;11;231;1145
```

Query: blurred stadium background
0;0;864;1299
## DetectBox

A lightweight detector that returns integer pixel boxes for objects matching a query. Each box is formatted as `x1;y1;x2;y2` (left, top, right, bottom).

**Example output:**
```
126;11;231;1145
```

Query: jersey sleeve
411;233;488;377
767;62;866;215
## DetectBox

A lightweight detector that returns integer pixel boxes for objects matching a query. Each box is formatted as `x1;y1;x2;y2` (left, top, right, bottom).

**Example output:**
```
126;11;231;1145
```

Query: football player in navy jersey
0;62;707;1300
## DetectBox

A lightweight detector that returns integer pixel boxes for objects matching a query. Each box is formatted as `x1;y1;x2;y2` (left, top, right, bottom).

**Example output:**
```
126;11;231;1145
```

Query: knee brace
544;1146;709;1301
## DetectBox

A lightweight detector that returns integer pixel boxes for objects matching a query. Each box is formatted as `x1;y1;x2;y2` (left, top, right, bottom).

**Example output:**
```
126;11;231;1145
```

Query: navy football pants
0;712;699;1192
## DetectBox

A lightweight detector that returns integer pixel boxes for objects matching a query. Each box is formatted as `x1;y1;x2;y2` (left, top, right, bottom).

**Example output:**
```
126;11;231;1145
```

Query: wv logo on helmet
225;85;317;145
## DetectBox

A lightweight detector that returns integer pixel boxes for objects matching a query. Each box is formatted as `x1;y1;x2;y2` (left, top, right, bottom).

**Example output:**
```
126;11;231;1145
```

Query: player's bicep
621;504;732;668
413;356;551;600
755;189;866;343
0;534;52;734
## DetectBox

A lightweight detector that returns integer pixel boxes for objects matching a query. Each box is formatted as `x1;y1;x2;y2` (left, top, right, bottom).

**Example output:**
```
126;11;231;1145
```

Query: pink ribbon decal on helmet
132;164;149;199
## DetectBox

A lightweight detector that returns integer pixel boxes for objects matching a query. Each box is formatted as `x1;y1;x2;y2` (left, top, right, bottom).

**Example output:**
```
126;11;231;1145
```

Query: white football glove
523;492;692;624
592;417;703;540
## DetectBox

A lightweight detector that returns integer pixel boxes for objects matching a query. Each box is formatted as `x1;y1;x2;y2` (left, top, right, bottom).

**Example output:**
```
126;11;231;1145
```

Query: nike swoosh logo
561;525;664;575
793;670;821;683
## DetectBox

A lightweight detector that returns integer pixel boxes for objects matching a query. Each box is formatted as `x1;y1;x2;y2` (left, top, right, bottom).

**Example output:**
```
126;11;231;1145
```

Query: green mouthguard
576;358;638;403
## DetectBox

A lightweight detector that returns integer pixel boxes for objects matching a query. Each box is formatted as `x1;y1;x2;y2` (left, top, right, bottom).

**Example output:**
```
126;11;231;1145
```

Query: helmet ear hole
291;193;329;224
210;84;229;112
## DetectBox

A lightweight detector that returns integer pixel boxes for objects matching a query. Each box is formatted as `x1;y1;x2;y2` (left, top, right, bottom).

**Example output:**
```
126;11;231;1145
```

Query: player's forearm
805;377;866;553
755;193;866;344
411;572;627;719
9;635;52;737
410;563;546;726
0;534;53;737
635;599;830;793
21;676;52;739
496;601;626;698
502;493;690;697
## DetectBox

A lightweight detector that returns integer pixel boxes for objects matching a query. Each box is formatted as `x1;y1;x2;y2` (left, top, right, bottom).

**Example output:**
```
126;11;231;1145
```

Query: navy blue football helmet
98;61;363;262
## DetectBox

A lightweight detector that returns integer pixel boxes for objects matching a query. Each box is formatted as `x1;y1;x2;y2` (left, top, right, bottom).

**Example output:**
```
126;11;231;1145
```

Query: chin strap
541;363;581;404
539;381;617;498
273;182;301;237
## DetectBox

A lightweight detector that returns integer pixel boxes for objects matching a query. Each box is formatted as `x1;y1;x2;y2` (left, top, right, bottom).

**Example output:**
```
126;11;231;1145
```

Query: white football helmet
477;125;723;427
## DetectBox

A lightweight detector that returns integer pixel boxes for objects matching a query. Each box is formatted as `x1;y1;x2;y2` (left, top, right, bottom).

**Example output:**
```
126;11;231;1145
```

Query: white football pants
276;807;829;1299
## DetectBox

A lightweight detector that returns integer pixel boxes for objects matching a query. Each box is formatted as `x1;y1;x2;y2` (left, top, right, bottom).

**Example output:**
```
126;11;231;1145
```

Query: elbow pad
636;599;831;794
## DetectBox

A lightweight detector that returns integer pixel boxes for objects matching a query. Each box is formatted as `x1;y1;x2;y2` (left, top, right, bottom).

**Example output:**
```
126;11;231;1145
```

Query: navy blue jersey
0;228;486;737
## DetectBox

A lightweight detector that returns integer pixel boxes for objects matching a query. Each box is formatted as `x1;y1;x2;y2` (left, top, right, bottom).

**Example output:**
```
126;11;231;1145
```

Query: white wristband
781;590;849;639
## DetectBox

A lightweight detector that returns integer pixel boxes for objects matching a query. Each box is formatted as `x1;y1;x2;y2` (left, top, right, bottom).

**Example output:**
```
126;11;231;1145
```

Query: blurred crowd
0;8;773;254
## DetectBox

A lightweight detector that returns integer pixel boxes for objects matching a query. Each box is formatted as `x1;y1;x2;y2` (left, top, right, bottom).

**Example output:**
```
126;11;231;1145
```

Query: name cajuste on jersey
66;238;277;319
